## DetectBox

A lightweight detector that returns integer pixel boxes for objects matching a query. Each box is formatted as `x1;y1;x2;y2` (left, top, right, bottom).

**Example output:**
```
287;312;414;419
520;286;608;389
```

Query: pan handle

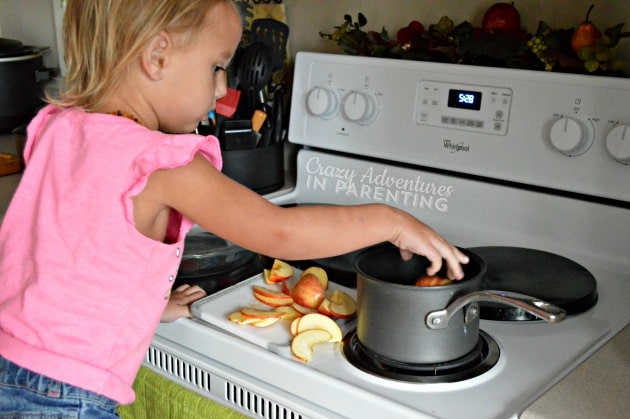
426;290;567;329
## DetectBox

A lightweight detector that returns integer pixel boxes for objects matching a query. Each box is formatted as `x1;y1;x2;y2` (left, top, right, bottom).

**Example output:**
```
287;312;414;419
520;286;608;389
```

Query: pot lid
472;246;598;321
177;231;258;278
0;37;46;58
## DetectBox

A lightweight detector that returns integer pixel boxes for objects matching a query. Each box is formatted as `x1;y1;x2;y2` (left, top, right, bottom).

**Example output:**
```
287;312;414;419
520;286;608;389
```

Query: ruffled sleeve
122;132;223;231
23;105;62;164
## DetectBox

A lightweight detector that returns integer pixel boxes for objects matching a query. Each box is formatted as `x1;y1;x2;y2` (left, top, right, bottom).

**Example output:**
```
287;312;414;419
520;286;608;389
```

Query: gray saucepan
354;244;567;364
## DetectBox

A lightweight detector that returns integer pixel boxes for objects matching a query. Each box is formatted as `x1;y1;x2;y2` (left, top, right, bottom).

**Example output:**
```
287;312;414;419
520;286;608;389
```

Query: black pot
0;38;52;133
354;244;566;364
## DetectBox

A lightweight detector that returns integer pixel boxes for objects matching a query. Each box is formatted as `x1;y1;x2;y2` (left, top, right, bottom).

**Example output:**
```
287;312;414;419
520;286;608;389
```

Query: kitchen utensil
215;88;241;118
270;85;285;143
250;19;289;72
355;244;566;364
251;109;267;146
237;43;273;115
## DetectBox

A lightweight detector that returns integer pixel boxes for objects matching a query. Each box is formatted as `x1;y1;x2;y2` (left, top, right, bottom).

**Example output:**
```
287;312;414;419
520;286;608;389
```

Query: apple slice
290;317;301;336
292;302;317;315
281;280;292;296
291;329;332;362
240;307;284;319
296;313;342;342
292;274;325;309
268;259;294;283
317;298;334;316
228;311;260;325
300;266;328;290
328;290;357;319
253;285;294;307
275;305;301;320
251;317;281;327
415;275;452;287
263;269;272;284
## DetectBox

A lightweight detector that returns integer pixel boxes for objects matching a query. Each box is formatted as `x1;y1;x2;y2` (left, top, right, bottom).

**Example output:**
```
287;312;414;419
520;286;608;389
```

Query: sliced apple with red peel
291;329;332;362
292;273;325;309
263;269;272;284
268;259;294;283
275;305;301;320
328;290;357;319
317;298;334;316
296;313;342;342
292;302;317;315
250;317;280;327
240;307;284;319
281;280;291;296
252;285;294;307
228;311;261;325
300;266;328;290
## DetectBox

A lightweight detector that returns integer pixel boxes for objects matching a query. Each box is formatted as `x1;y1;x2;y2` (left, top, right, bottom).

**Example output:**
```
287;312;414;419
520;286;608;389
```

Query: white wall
0;0;60;71
1;0;628;74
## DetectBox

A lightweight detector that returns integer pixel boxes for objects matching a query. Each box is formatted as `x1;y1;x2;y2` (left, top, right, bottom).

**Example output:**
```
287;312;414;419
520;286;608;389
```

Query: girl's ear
140;31;171;80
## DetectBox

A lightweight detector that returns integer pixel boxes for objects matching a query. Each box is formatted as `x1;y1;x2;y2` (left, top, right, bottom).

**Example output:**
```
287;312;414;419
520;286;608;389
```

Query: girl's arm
141;154;468;279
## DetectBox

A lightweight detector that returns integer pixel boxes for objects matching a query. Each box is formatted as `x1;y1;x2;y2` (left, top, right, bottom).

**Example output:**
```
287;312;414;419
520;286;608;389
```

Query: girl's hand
161;284;206;323
391;210;470;280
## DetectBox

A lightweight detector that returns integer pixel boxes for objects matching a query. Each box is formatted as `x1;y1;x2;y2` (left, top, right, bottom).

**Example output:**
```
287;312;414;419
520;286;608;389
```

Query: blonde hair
48;0;233;111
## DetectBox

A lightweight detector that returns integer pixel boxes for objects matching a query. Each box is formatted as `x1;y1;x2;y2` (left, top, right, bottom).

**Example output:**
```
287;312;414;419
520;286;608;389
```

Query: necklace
108;110;143;126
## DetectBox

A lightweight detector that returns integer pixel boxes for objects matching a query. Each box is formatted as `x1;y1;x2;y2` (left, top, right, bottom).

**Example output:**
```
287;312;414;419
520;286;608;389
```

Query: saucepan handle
426;290;567;329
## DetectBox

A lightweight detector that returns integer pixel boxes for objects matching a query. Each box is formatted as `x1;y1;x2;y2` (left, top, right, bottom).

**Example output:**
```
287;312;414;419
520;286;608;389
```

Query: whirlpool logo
443;139;470;153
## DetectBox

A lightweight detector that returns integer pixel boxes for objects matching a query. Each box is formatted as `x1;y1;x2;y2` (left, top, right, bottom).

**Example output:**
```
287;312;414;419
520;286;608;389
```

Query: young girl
0;0;468;416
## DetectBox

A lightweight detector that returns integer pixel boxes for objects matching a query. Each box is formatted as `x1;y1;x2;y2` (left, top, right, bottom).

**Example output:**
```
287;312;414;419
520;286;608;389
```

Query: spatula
250;19;290;72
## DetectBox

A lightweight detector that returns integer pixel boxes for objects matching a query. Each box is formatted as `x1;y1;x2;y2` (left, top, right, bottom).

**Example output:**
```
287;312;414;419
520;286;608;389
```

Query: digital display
447;89;482;111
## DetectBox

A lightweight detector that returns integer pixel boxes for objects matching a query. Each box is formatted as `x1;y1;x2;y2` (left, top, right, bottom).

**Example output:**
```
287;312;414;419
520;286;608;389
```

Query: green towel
117;366;248;419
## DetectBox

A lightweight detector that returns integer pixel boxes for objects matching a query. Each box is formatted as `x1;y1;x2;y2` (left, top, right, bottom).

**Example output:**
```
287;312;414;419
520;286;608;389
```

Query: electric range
148;52;630;418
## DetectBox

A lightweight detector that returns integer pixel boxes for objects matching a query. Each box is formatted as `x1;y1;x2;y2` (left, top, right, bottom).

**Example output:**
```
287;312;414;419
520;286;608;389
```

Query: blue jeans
0;356;119;418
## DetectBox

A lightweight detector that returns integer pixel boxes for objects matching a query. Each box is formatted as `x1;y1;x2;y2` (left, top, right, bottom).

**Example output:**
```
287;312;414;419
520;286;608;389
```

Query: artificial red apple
296;313;342;342
481;2;521;34
300;266;329;290
328;290;357;319
291;329;333;362
292;273;326;309
268;259;294;283
252;285;294;307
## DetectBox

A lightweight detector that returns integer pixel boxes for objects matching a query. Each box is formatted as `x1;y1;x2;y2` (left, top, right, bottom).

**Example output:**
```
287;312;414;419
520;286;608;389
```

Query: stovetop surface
153;245;629;419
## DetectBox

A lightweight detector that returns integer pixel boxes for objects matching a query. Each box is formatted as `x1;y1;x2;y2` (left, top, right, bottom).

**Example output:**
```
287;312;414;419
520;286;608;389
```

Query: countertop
1;133;628;418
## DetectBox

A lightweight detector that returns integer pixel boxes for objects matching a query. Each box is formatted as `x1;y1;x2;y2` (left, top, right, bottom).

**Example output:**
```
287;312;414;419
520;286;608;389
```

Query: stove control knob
306;87;339;120
549;116;592;156
605;124;630;164
342;91;378;125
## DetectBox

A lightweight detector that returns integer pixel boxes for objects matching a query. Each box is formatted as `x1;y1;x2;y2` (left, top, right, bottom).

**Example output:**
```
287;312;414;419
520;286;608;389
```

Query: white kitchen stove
149;52;630;418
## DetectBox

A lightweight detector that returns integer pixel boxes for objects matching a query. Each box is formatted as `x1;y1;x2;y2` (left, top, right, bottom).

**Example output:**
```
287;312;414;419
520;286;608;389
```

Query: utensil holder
222;141;284;195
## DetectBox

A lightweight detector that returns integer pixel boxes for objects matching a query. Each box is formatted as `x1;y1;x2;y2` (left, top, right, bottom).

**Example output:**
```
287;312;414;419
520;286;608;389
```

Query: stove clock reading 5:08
417;80;512;136
449;89;483;111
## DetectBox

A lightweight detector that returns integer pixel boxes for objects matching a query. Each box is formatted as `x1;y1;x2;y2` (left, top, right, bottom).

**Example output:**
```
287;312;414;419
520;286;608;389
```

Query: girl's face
157;2;242;133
